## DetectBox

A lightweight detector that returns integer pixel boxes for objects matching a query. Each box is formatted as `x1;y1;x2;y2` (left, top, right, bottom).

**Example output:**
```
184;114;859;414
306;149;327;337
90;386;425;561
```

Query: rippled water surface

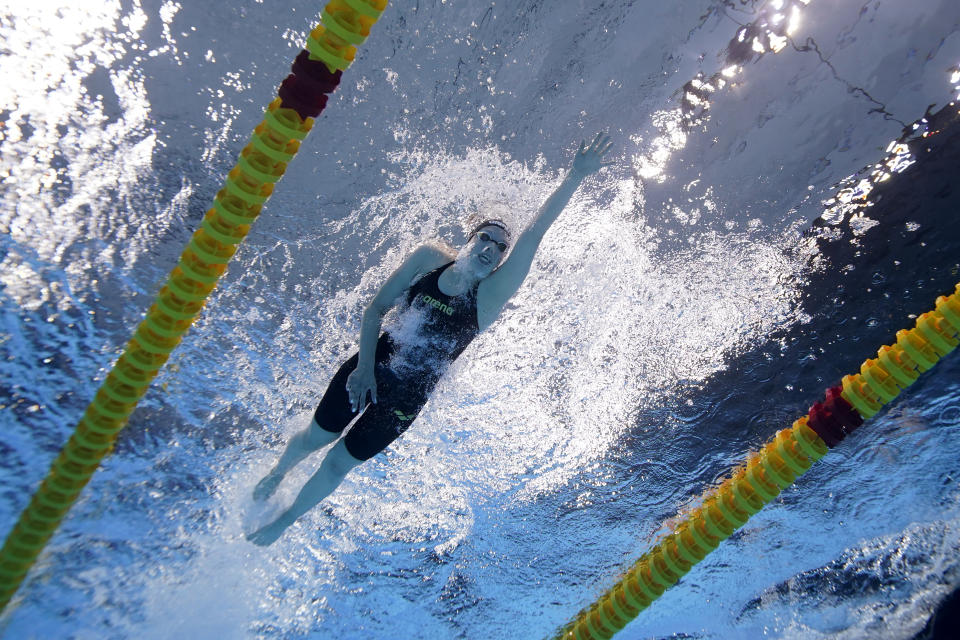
1;1;959;638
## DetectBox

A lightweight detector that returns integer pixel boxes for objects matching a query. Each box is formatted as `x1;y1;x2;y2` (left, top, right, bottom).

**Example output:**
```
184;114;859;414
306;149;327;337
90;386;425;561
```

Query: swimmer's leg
247;439;363;546
254;351;360;501
253;419;340;501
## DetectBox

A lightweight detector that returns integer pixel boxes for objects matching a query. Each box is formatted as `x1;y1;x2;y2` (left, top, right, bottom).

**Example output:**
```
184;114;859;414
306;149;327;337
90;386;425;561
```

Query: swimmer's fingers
572;132;613;175
589;131;603;152
346;380;359;412
345;370;362;412
598;139;615;168
589;137;611;159
363;369;378;405
346;367;377;411
352;389;367;412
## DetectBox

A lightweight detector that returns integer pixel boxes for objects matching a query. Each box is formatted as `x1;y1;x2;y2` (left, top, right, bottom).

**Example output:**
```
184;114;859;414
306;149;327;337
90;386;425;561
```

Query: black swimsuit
313;262;481;460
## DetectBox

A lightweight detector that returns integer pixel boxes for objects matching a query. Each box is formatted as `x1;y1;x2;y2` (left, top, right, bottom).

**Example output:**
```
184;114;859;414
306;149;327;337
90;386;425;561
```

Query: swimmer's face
459;225;509;278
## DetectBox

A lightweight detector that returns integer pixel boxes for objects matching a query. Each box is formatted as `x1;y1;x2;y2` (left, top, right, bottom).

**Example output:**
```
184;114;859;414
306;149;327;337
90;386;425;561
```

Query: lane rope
555;283;960;640
0;0;389;614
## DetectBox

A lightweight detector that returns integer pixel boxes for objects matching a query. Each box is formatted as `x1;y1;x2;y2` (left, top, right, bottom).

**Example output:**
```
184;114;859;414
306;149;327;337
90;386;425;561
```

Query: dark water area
914;583;960;638
803;102;960;372
639;101;960;634
703;100;959;428
636;100;959;442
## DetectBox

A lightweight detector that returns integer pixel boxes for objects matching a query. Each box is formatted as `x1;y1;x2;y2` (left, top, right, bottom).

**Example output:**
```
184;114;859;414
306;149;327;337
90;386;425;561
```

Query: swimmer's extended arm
476;133;613;328
346;244;450;410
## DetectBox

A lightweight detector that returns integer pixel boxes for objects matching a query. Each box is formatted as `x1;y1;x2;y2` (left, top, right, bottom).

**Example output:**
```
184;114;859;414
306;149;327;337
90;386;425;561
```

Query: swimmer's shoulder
372;243;451;309
409;241;456;275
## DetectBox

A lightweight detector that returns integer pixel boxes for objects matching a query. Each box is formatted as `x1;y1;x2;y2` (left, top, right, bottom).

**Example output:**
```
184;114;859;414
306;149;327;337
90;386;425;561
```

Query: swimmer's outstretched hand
571;132;615;177
345;363;377;412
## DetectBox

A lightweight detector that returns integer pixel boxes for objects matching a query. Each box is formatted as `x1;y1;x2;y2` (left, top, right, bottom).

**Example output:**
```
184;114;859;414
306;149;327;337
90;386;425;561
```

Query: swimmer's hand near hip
346;363;377;412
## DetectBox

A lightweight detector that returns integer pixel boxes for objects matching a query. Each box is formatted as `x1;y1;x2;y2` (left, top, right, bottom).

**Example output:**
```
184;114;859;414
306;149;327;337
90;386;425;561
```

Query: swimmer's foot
246;515;292;547
253;470;284;502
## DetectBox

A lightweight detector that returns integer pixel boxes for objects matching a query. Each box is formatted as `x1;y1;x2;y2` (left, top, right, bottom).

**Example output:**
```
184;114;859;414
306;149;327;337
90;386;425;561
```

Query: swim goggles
476;231;508;252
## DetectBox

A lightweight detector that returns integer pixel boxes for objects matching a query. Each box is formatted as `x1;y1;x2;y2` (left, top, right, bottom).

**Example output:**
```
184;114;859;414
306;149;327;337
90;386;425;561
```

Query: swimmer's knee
308;417;340;441
325;440;364;476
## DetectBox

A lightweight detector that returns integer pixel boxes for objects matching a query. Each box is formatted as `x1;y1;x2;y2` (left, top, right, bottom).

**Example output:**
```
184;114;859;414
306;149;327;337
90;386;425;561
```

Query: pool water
1;1;959;638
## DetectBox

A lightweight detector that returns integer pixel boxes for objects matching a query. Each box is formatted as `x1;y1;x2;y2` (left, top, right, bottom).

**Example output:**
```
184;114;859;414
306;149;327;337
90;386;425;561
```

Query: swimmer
248;133;614;546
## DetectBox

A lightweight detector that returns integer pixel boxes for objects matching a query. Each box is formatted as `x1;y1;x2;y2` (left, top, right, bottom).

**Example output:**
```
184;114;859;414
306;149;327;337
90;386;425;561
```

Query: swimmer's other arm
345;244;450;411
476;133;613;330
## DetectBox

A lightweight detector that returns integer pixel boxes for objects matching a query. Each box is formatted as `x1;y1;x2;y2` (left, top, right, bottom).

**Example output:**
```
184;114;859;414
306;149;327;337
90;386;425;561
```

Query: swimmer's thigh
342;388;428;461
313;353;360;434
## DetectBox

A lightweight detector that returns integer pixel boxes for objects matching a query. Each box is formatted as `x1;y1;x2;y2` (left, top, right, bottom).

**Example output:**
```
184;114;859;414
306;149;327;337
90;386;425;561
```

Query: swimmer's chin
473;256;497;278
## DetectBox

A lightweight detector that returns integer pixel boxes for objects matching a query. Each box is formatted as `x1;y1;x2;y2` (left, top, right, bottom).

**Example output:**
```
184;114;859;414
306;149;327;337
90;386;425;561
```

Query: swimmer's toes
247;524;281;547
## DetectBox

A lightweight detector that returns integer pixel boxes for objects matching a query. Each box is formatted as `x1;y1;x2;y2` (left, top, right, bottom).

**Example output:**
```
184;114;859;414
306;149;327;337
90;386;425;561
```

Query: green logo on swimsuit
394;409;415;422
420;294;454;316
